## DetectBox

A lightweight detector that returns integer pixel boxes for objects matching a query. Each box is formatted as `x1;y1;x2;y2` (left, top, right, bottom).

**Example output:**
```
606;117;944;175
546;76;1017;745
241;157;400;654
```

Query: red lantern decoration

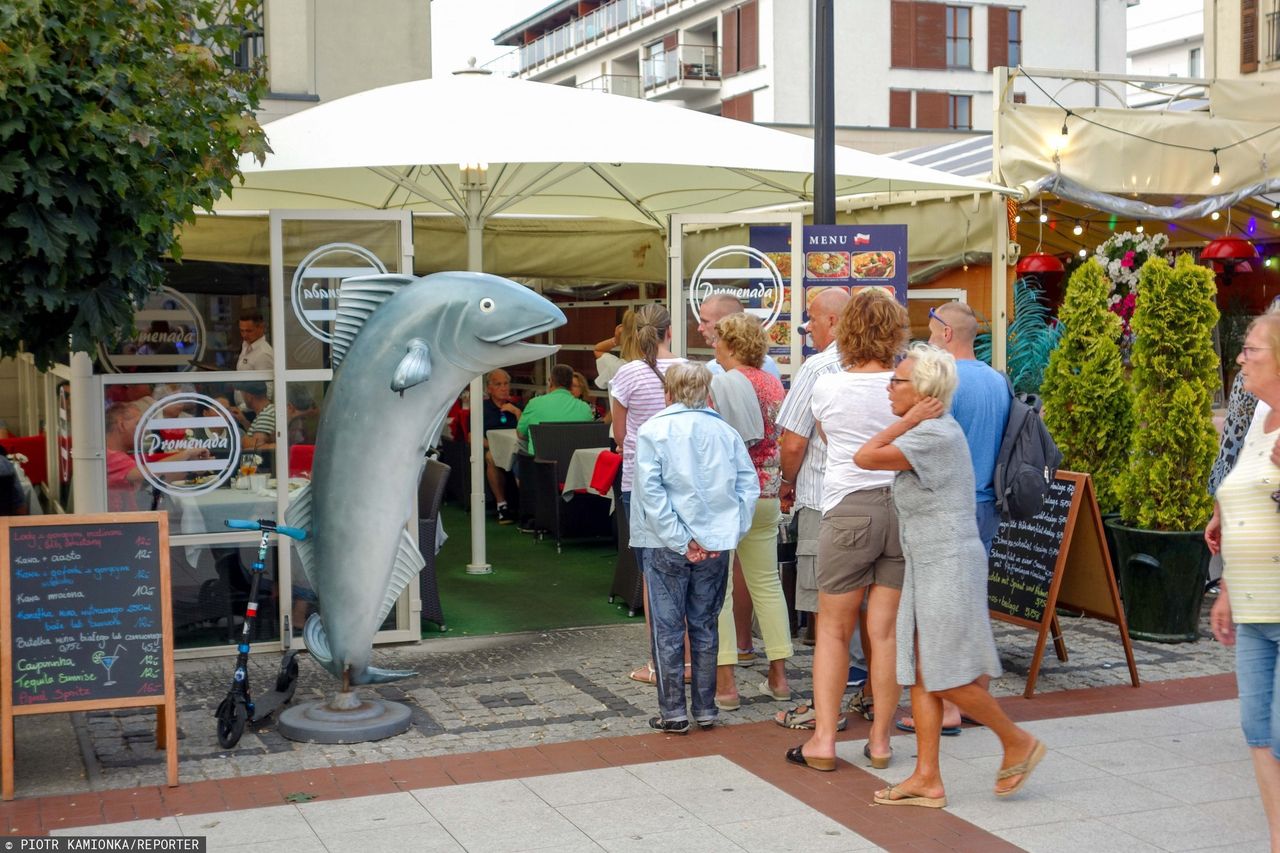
1202;236;1260;280
1015;253;1066;276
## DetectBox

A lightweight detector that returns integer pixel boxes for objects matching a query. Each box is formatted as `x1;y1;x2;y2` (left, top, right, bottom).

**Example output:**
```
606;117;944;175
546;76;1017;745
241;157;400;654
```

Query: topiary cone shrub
1117;254;1220;531
1041;258;1132;513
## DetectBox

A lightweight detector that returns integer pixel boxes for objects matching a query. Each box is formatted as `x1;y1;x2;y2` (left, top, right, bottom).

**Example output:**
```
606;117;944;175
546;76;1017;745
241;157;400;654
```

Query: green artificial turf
425;504;640;637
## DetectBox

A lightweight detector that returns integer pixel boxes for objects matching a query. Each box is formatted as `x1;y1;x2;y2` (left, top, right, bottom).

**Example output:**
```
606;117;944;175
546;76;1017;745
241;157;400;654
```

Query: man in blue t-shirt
893;301;1012;738
482;369;523;524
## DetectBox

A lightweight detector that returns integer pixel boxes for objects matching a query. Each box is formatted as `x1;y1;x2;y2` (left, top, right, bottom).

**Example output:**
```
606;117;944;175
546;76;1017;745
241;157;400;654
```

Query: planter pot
1100;512;1122;592
1104;520;1210;643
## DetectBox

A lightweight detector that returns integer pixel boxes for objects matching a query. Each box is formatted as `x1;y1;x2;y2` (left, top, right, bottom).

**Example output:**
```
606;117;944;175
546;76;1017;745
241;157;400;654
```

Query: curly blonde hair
714;312;766;368
835;288;908;368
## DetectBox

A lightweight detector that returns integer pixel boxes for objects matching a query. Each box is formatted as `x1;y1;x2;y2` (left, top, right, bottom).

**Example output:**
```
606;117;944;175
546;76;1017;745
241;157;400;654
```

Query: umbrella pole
465;185;493;575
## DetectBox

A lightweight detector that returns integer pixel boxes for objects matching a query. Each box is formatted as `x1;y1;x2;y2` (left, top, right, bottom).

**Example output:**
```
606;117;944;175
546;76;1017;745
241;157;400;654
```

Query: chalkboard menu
7;522;164;705
1;512;177;799
988;477;1078;625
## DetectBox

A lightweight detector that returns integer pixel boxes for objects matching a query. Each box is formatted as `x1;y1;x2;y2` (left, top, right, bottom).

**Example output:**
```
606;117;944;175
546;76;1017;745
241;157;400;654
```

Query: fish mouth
481;317;564;347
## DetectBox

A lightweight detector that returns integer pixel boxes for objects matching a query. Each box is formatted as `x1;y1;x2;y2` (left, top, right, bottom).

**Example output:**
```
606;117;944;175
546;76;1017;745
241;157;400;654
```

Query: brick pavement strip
4;598;1235;801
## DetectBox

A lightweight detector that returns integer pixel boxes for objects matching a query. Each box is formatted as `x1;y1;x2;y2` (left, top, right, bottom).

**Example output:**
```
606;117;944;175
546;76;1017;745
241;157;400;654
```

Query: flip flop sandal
995;739;1046;797
863;743;893;770
873;784;947;809
784;744;835;772
774;703;847;731
715;694;741;711
757;680;791;701
895;718;961;737
628;664;656;684
846;688;875;722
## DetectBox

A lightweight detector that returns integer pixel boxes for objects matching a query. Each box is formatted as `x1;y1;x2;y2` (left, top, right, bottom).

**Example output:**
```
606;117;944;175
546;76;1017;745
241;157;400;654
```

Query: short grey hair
904;342;957;408
663;362;713;408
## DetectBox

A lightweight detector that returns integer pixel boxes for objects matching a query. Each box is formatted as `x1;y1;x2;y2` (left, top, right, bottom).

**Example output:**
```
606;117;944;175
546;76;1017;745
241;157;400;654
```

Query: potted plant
1040;258;1132;515
1108;254;1220;642
976;277;1062;395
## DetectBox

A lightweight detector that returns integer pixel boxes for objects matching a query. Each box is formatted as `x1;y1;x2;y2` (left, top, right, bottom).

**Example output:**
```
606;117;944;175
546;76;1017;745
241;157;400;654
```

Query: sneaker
847;664;868;687
648;716;690;735
496;504;513;525
518;518;538;533
695;718;718;731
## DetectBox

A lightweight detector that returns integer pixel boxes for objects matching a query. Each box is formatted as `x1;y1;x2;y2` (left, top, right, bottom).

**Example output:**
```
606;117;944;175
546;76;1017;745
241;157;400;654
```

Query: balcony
1269;11;1280;63
642;45;721;99
514;0;687;75
577;74;643;98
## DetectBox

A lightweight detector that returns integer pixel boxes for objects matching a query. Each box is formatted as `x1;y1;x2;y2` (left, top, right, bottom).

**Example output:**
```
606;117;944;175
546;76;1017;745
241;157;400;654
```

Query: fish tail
356;665;418;685
303;613;342;679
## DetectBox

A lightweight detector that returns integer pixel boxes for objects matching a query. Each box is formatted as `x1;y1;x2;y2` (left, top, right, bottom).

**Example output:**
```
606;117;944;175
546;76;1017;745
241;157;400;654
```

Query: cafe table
561;447;617;511
487;428;520;472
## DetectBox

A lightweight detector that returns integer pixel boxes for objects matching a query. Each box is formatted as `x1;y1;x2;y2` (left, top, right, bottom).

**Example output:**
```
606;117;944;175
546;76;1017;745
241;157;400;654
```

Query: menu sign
987;477;1076;624
1;513;177;799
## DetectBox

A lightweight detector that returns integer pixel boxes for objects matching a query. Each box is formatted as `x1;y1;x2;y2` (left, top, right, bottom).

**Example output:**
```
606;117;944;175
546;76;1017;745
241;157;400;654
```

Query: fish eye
479;297;496;313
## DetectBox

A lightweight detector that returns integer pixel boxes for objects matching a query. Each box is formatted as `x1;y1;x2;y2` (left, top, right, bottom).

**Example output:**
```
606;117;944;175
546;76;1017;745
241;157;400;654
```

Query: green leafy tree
1040;259;1132;513
1117;254;1220;530
975;277;1062;395
0;0;268;368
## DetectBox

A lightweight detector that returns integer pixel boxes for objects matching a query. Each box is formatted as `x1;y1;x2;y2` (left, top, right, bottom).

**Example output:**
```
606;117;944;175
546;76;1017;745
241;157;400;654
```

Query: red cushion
589;450;622;494
289;444;316;478
1;434;47;486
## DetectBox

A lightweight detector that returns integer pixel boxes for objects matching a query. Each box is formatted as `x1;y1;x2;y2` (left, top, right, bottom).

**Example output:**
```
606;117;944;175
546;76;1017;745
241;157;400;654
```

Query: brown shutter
738;0;759;71
722;7;739;76
1242;0;1259;73
891;1;914;67
663;31;678;51
889;90;912;127
988;6;1008;70
916;91;949;128
914;2;947;69
722;91;753;122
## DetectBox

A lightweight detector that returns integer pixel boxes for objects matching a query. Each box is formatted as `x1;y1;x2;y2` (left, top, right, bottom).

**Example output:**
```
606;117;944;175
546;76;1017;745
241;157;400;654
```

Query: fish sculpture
287;272;565;686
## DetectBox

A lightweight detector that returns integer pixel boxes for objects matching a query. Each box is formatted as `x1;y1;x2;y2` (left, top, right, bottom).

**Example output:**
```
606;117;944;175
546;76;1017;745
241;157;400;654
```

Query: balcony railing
232;2;264;72
515;0;683;74
576;74;643;98
1268;11;1280;63
641;45;721;90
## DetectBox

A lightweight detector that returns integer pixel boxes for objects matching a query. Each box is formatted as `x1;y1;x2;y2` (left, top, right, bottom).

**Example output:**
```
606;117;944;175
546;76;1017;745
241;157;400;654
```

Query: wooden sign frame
0;512;177;800
990;471;1140;698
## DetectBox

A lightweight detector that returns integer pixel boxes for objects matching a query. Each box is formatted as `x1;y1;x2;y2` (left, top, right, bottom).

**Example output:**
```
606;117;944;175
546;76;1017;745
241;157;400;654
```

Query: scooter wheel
215;697;248;749
275;655;300;704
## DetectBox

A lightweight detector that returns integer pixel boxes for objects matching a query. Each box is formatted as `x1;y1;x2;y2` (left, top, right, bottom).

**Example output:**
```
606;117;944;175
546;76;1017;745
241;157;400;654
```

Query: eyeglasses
1272;489;1280;513
888;377;912;385
928;307;951;329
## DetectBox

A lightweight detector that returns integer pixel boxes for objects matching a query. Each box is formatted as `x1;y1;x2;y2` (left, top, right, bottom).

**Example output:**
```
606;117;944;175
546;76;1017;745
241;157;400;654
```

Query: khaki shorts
816;488;904;593
794;506;822;613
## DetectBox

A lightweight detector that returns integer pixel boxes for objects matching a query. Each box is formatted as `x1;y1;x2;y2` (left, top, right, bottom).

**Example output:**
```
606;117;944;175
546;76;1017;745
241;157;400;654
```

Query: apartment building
1206;0;1280;80
493;0;1130;153
247;0;433;123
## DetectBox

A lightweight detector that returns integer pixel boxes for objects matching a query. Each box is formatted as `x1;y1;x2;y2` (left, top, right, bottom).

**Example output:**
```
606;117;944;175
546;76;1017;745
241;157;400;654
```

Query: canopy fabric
215;73;1007;225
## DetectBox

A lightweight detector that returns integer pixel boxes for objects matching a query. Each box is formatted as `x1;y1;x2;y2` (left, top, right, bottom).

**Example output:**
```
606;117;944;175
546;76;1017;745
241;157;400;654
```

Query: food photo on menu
765;251;792;278
805;251;850;278
850;250;896;279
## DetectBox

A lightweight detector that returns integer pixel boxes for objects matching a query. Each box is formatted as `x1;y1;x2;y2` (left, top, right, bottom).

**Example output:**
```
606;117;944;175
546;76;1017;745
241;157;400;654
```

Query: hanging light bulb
1136;222;1145;233
1072;219;1083;236
1078;247;1087;258
1014;214;1021;224
1211;149;1222;187
1211;210;1221;221
1039;211;1049;224
1272;202;1279;220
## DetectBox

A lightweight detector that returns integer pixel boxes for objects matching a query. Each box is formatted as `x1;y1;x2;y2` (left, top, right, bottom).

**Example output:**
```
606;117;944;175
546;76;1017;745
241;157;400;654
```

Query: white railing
576;74;643;97
515;0;682;74
640;44;721;90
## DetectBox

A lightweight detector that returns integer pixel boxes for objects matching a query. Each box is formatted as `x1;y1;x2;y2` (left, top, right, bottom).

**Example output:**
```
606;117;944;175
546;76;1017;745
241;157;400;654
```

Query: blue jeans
1236;622;1280;759
620;490;648;575
644;547;730;723
975;499;1000;554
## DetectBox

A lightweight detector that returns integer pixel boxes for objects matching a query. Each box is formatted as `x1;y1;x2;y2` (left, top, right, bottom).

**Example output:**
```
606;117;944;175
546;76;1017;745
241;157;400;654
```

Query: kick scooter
214;517;308;748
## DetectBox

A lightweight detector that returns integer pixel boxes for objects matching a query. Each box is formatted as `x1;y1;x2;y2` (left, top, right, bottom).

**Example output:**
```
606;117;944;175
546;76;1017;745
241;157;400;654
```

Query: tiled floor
32;686;1272;852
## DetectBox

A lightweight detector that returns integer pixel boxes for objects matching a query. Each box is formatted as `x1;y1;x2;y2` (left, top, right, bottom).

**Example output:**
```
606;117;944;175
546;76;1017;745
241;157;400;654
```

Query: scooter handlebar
224;519;308;541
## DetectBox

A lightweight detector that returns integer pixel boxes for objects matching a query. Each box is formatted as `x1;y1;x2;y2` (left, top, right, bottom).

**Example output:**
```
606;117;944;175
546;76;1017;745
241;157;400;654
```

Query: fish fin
303;613;338;675
331;274;417;370
284;481;314;585
376;527;426;628
358;666;418;685
391;339;432;392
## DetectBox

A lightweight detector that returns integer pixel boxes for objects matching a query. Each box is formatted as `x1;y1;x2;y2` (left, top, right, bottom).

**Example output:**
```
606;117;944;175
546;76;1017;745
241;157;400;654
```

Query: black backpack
992;373;1063;521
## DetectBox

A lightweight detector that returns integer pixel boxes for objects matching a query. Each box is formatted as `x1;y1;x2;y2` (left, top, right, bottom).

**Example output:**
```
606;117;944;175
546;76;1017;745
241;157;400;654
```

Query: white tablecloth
487;428;520;472
562;447;614;512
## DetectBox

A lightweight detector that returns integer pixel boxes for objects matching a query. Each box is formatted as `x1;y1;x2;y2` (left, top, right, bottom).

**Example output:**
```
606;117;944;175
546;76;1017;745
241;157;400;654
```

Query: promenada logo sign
134;393;241;497
292;242;387;343
688;245;786;330
98;287;206;373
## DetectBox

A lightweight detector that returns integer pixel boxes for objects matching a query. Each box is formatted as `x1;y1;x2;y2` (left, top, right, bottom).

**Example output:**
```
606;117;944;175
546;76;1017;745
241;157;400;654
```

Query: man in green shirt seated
516;364;595;456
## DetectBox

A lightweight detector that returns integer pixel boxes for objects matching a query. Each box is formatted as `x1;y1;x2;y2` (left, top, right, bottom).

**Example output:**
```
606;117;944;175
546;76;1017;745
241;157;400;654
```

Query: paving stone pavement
10;595;1235;800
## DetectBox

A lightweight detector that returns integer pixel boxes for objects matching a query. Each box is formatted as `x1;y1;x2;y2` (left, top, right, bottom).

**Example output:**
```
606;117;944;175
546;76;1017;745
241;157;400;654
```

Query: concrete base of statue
277;689;412;743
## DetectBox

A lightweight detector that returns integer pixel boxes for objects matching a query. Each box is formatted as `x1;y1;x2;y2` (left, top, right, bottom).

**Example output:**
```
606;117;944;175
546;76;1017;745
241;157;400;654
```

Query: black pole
813;0;835;225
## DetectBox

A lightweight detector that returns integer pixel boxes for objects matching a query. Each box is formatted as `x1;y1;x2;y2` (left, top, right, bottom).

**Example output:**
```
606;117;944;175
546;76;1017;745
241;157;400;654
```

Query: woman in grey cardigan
854;343;1045;808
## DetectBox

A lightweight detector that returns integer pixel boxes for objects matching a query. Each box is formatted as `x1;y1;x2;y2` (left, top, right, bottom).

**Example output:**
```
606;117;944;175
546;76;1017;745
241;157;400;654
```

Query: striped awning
887;135;993;180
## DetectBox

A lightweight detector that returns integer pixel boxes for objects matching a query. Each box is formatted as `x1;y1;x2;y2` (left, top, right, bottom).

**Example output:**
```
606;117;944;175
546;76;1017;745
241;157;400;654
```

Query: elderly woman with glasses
853;342;1044;808
1207;313;1280;847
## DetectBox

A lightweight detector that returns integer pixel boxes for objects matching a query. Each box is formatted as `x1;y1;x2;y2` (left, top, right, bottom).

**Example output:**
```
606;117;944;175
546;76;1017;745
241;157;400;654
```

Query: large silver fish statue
287;272;565;686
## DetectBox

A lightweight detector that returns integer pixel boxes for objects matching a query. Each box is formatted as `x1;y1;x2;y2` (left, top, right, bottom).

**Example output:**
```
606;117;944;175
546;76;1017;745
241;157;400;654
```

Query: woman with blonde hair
612;304;687;684
709;312;793;707
854;343;1043;807
786;288;905;773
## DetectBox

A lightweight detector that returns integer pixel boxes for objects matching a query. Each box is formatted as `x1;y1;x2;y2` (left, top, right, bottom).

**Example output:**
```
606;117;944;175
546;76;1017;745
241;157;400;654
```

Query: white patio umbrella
219;69;1008;573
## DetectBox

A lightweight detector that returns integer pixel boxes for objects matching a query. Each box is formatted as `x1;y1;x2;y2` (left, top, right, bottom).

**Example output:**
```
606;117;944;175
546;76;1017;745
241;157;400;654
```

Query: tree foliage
1039;258;1132;513
1117;254;1220;531
0;0;268;368
975;277;1061;395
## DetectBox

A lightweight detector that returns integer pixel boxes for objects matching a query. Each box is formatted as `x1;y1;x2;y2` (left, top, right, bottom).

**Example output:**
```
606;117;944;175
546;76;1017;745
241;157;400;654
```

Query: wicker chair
417;458;451;630
528;422;612;553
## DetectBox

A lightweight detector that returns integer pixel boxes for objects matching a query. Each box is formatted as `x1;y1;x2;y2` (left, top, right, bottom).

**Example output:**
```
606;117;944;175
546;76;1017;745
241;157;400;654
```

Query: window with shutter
722;7;739;76
1242;0;1259;73
915;3;948;69
891;1;914;67
739;1;759;71
916;91;949;128
988;6;1009;70
1008;9;1022;67
948;94;972;130
944;5;971;68
889;90;912;128
721;91;754;122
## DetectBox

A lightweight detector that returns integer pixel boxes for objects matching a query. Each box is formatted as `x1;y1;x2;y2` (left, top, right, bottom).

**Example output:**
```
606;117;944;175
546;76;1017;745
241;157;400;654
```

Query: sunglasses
1273;489;1280;513
928;307;952;329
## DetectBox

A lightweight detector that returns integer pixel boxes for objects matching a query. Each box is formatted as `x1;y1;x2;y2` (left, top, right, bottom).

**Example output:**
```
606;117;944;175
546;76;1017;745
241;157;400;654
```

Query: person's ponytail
634;303;672;383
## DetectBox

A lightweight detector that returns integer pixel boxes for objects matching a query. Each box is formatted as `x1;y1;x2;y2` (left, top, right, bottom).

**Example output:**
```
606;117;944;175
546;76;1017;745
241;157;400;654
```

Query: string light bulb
1078;247;1087;258
1014;214;1021;223
1272;202;1279;220
1039;211;1049;224
1072;220;1083;236
1135;222;1145;233
1211;210;1221;221
1211;149;1222;187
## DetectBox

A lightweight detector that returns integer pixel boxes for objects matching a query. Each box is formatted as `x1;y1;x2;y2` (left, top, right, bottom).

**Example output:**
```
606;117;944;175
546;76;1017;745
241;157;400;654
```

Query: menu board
1;512;177;799
987;477;1076;625
750;224;908;361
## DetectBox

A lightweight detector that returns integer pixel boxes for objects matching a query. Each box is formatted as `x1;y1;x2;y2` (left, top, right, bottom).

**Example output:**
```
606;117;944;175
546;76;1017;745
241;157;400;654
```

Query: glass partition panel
171;539;281;649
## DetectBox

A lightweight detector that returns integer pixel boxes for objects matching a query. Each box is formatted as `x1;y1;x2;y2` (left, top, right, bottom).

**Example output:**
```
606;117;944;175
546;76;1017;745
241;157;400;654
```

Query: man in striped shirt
773;288;850;730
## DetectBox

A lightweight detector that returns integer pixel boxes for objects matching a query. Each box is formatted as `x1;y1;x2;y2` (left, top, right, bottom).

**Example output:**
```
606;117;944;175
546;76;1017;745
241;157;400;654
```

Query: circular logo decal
291;242;388;343
98;286;206;373
133;393;241;497
688;245;786;330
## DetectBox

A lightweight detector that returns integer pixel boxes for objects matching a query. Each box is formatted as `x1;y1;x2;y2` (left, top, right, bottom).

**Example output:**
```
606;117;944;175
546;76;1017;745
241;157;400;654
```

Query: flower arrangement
1093;230;1171;339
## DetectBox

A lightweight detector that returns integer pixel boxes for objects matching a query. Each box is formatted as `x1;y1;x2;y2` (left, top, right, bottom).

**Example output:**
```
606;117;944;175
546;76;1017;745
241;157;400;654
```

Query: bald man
698;293;783;381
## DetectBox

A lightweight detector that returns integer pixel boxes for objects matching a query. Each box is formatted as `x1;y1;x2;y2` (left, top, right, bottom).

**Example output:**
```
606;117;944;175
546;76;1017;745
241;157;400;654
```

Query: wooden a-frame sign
988;471;1140;698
